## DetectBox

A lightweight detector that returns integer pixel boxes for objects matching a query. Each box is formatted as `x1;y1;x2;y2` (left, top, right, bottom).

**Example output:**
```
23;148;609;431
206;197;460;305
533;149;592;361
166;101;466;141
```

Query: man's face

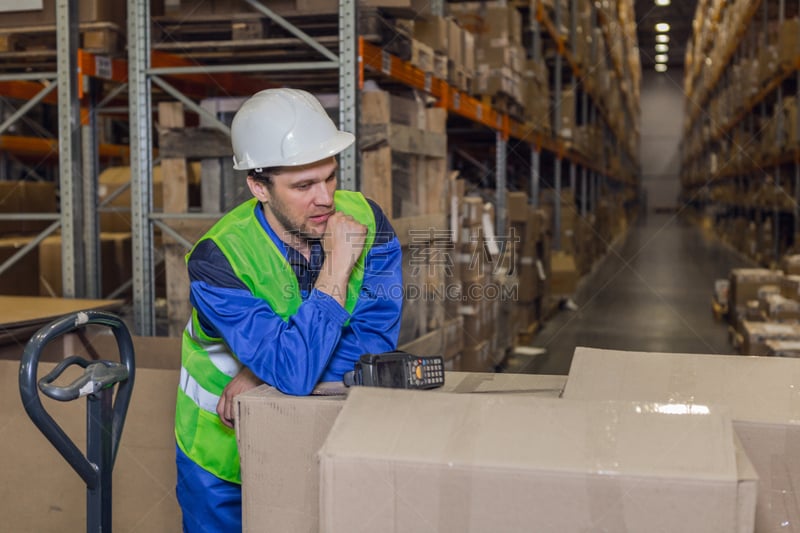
248;157;338;242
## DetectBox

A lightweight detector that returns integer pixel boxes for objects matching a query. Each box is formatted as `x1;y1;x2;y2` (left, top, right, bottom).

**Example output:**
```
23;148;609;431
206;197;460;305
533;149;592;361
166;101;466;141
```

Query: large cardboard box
319;387;756;533
563;346;800;533
236;371;566;533
0;336;181;532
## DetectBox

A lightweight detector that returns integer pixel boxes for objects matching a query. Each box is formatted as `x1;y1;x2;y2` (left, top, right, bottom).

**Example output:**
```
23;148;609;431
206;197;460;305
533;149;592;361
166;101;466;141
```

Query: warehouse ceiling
634;0;697;71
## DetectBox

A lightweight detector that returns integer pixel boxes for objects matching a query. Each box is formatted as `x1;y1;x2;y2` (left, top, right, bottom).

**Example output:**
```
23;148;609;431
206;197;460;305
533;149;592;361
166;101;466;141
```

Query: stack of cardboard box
522;58;551;135
359;90;453;356
457;196;493;371
410;14;476;93
360;90;447;221
507;192;549;341
449;2;524;109
722;265;800;355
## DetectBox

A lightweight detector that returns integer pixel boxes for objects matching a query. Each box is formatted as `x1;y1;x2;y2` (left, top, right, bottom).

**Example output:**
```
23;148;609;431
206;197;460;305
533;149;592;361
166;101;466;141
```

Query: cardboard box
740;321;800;355
761;293;800;321
550;251;578;295
0;181;57;235
778;18;800;66
237;371;566;533
462;27;475;73
446;18;462;67
449;2;519;47
0;339;181;531
730;268;783;311
0;236;40;296
38;233;132;298
563;346;800;533
766;339;800;357
782;274;800;301
98;162;202;234
506;191;529;222
319;387;756;533
413;15;448;54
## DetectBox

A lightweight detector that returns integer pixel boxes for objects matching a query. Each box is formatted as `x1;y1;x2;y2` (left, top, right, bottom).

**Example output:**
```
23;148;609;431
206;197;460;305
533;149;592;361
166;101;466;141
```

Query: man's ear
247;175;270;203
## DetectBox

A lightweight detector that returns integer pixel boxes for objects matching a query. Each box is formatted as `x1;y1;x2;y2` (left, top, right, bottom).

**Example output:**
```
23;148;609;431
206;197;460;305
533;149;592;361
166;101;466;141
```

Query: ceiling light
655;44;668;53
655;64;667;72
655;54;668;63
655;22;670;32
656;34;670;43
655;0;670;5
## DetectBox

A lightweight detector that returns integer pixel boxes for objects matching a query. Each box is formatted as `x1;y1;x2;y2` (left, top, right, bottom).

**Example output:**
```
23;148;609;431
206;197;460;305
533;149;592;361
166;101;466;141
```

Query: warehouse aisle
505;212;755;375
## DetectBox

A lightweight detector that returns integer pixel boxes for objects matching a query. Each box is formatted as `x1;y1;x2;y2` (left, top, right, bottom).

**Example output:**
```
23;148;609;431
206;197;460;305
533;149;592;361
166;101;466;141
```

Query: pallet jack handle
19;310;135;533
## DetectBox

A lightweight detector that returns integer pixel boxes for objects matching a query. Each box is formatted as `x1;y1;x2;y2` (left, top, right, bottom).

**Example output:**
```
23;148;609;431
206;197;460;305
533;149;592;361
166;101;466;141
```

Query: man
175;88;403;532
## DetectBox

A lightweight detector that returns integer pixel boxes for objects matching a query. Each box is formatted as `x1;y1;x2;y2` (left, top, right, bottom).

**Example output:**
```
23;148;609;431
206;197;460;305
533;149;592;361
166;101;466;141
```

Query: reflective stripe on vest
176;190;376;483
180;367;222;414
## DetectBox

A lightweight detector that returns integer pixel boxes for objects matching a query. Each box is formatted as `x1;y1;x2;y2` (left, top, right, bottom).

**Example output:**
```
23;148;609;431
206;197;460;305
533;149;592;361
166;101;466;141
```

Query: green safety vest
175;190;376;483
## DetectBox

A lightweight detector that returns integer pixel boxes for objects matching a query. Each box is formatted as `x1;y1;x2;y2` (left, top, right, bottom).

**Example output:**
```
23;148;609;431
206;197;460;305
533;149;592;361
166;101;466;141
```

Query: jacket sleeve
188;241;352;396
318;235;403;382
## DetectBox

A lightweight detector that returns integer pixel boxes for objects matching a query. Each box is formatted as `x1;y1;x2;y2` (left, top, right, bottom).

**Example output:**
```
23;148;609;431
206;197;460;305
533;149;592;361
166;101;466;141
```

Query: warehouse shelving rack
0;0;96;301
526;0;640;249
0;0;640;337
126;0;362;334
680;0;800;265
0;0;347;335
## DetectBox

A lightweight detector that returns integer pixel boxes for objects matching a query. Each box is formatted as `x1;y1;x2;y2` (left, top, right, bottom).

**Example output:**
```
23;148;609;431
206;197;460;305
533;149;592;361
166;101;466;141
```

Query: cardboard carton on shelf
0;181;57;235
319;387;755;533
563;346;800;533
0;0;131;28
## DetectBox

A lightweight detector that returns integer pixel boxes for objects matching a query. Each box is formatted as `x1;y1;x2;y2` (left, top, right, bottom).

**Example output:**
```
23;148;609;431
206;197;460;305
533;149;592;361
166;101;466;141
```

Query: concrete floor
504;212;755;375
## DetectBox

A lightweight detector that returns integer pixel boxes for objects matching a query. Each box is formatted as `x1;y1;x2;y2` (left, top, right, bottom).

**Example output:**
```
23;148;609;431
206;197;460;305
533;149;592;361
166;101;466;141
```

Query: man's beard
268;199;321;242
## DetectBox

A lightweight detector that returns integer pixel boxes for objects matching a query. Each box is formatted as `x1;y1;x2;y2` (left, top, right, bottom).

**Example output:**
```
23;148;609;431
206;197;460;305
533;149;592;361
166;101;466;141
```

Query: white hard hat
231;88;354;170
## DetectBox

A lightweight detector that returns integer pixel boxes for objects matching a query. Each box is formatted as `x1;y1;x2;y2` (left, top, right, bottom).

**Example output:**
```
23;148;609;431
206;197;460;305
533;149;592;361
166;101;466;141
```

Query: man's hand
316;212;367;306
217;367;264;429
322;212;367;271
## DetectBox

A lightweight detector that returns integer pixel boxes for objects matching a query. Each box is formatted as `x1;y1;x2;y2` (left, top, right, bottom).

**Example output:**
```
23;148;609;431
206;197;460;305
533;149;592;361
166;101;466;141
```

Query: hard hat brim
233;130;355;171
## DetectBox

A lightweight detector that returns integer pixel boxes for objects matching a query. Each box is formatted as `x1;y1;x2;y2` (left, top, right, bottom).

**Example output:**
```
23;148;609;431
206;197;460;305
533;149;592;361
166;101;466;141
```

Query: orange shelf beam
0;80;58;105
0;135;131;161
361;38;627;183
